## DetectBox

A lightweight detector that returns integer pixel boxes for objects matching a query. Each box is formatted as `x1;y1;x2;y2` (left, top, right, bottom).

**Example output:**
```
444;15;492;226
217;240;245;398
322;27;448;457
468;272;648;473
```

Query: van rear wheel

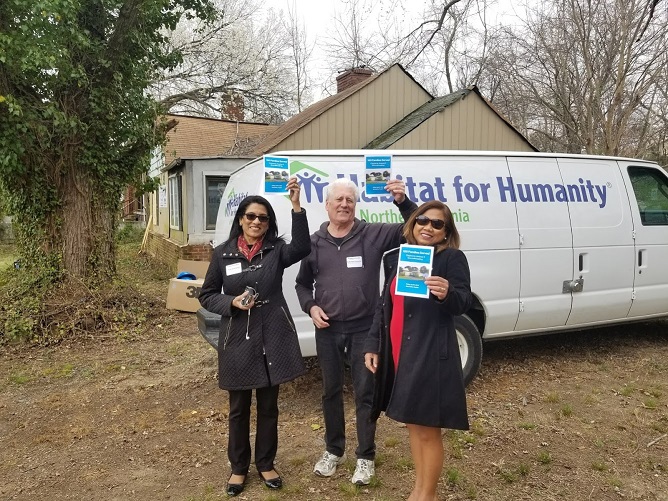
455;315;482;386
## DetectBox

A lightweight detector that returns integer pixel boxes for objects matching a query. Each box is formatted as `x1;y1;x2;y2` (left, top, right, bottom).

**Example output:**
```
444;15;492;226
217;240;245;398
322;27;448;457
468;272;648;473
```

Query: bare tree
407;0;491;95
320;0;494;98
150;0;298;123
324;0;382;70
486;0;668;156
403;0;465;68
319;0;415;95
284;0;315;112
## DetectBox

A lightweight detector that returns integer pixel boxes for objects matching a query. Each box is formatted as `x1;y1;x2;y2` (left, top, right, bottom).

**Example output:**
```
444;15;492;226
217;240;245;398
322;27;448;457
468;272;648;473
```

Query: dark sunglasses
244;213;270;223
415;215;446;230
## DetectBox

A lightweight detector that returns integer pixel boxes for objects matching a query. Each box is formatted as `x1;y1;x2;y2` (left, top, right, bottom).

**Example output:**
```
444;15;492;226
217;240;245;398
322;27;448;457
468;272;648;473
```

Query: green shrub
115;223;146;244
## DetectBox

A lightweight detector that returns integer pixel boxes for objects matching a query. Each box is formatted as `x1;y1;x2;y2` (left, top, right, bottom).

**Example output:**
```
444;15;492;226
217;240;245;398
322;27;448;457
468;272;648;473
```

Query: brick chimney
336;67;373;93
221;91;244;121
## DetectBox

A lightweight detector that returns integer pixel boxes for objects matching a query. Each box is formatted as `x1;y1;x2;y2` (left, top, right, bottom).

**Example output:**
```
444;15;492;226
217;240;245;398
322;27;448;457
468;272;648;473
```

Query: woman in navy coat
199;178;310;496
364;200;472;501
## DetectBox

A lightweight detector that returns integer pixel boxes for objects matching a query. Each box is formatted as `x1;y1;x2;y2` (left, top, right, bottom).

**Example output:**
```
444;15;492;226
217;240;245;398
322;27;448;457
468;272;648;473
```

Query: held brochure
395;244;434;298
364;154;392;196
263;155;290;195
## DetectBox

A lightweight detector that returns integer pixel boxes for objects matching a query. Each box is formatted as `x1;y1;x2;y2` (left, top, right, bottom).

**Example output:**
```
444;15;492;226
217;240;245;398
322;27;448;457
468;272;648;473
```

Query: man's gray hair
325;178;359;201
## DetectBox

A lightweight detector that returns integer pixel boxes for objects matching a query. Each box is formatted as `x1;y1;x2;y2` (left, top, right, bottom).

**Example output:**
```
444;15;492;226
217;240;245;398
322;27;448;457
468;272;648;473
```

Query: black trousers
227;385;280;475
315;327;376;460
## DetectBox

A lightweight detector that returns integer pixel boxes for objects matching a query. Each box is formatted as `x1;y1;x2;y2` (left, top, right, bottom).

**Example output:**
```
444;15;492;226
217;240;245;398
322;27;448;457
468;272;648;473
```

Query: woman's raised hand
287;177;302;211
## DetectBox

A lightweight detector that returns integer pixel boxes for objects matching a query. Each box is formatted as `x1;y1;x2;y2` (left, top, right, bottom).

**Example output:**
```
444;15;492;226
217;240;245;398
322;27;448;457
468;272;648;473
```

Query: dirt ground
1;309;667;501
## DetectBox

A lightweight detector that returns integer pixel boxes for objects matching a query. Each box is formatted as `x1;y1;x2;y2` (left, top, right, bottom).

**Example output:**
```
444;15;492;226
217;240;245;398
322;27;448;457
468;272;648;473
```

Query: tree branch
407;0;463;66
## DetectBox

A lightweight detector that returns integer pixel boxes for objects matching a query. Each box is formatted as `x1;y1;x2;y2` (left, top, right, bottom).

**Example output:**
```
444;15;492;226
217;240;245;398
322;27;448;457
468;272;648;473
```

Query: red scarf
237;235;264;262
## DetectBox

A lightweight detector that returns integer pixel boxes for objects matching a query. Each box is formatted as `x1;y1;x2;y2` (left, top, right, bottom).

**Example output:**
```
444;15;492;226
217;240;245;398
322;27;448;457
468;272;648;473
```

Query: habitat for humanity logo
224;188;249;217
291;161;330;203
289;160;393;204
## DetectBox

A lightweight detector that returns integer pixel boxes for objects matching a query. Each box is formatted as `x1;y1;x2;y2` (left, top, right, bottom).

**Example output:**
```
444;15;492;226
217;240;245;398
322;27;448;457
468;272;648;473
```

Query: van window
628;167;668;226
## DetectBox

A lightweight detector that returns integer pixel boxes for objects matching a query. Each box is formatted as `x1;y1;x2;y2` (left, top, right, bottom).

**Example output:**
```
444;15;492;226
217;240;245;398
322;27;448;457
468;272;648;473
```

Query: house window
628;166;668;226
206;176;229;230
169;174;182;230
153;187;159;226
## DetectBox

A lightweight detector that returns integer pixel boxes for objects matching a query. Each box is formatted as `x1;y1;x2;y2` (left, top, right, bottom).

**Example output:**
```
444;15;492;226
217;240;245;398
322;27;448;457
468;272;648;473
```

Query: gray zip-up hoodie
295;198;418;332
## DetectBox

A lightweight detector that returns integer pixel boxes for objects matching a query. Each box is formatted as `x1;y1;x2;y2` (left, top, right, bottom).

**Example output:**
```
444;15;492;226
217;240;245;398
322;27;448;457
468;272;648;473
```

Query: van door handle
638;250;643;267
578;252;588;272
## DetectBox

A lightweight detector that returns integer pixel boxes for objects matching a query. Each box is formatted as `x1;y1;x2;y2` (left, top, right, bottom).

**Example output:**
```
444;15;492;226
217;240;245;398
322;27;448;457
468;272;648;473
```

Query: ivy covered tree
0;0;215;282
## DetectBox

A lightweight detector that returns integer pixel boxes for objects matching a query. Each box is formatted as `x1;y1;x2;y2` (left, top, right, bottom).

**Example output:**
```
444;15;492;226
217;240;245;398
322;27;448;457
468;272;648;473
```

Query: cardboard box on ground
166;259;210;312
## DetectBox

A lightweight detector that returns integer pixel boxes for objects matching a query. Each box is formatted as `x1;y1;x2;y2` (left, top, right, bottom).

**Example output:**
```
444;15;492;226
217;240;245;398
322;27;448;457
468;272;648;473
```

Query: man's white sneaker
313;451;345;477
351;458;375;485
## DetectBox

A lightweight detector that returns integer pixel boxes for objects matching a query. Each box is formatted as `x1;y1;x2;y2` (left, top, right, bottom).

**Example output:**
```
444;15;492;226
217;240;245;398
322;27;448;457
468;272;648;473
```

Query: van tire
455;315;482;386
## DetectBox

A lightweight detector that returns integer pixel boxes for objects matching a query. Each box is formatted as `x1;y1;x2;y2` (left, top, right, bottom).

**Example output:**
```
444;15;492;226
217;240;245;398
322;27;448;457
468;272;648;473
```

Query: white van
198;150;668;384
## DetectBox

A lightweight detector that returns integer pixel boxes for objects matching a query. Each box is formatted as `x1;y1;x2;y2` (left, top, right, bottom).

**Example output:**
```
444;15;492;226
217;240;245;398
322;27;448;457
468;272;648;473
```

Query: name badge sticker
346;256;363;268
226;263;242;276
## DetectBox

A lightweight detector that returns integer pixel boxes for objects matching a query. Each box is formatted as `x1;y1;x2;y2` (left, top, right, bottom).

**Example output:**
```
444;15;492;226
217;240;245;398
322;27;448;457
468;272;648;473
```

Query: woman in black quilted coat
199;177;310;496
363;200;472;501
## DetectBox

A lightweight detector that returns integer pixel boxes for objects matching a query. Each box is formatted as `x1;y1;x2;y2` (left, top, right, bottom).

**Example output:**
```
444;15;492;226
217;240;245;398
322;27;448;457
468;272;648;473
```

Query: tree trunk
61;164;93;278
91;196;117;282
61;163;115;281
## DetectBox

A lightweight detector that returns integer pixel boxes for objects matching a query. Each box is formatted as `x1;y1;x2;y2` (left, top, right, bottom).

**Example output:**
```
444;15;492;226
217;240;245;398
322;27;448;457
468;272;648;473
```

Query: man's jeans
315;327;376;460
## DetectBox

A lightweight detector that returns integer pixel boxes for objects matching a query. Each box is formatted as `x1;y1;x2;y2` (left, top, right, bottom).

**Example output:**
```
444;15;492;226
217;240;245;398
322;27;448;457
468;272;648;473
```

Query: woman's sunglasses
415;215;446;230
244;213;270;223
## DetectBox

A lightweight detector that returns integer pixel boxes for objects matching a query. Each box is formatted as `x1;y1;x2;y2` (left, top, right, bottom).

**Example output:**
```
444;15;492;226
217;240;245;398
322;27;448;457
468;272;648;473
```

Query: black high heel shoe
226;474;246;497
258;470;283;489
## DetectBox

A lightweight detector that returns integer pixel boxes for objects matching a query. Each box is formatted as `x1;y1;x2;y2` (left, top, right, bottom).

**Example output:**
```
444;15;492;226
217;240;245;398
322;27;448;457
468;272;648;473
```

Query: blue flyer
395;244;434;298
365;155;392;196
263;156;290;195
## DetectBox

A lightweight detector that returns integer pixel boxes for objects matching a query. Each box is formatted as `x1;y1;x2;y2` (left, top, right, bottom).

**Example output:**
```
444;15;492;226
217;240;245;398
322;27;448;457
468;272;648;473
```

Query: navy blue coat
364;246;472;429
199;210;311;391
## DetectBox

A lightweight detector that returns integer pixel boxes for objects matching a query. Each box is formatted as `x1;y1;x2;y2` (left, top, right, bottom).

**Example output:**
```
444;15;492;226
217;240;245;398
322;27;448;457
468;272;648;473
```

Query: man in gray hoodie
295;177;417;485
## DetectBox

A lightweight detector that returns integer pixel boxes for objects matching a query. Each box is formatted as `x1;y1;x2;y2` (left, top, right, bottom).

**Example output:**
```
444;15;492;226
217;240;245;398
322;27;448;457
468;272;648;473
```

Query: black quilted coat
199;210;311;391
364;246;472;429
